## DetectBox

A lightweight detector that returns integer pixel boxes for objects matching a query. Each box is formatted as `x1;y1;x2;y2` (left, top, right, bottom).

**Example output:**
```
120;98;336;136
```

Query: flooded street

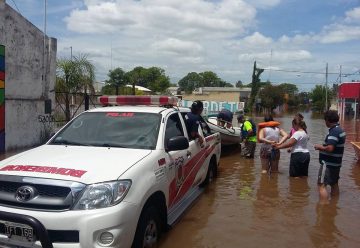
160;113;360;248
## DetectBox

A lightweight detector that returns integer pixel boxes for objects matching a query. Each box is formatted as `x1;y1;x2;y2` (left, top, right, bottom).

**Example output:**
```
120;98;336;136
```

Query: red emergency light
98;95;179;106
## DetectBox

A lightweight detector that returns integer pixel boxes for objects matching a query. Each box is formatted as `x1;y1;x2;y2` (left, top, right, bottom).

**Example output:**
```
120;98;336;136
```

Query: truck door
164;112;189;207
180;112;209;186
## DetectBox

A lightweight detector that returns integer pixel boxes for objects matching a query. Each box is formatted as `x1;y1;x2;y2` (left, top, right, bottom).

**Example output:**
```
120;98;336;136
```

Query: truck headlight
73;180;131;210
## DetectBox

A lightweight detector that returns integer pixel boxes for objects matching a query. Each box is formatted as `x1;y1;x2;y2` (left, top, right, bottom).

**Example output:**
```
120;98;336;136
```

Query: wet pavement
160;112;360;248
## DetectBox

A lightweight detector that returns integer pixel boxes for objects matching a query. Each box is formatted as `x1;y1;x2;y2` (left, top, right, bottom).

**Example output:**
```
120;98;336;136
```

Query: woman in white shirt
258;115;288;174
273;118;310;177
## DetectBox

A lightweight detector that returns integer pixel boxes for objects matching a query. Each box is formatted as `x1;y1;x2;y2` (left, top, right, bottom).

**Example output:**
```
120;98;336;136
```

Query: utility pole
339;65;342;84
325;63;328;111
268;49;273;82
70;46;73;61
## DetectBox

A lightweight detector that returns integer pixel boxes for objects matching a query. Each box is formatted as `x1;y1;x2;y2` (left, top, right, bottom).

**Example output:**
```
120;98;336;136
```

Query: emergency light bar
98;95;179;106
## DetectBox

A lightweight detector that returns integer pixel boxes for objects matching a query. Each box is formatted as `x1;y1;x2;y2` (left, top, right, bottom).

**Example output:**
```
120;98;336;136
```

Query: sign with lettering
179;100;244;114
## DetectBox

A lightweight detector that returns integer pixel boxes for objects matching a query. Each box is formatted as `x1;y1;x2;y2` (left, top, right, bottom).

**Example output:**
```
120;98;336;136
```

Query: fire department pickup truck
0;96;221;248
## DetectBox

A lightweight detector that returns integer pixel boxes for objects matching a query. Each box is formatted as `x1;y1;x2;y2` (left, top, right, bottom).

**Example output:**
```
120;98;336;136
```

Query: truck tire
199;158;217;187
132;206;162;248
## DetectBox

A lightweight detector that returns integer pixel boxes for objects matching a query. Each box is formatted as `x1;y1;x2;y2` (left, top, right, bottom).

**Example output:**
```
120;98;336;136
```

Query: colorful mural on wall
0;45;4;152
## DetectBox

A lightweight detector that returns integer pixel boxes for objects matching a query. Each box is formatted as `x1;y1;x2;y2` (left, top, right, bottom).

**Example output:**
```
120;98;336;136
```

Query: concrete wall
0;0;57;151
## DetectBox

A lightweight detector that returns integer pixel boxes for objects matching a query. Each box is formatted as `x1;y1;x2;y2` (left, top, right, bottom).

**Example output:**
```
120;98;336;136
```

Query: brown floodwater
160;112;360;248
1;113;359;247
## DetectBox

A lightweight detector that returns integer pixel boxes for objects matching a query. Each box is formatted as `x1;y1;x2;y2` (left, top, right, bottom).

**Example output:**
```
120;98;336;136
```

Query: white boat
206;117;242;146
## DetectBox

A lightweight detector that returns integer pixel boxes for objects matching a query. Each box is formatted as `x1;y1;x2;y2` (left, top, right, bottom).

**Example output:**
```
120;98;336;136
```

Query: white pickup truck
0;96;221;248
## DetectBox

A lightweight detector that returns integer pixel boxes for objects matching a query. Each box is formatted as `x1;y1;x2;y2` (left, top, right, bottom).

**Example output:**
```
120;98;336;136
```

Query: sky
6;0;360;91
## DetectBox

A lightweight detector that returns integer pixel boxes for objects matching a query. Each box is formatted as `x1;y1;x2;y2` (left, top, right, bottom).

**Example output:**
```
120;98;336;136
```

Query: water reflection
309;197;340;248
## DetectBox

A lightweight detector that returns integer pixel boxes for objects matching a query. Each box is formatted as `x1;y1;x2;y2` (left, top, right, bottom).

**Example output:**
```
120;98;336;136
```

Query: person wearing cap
217;108;233;128
237;114;257;158
185;100;204;145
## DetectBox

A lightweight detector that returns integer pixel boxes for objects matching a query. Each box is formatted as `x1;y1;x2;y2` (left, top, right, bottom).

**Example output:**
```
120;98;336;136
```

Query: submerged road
160;113;360;248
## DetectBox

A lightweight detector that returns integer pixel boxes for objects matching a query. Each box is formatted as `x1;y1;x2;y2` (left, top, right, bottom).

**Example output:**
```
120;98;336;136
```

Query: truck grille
0;176;86;211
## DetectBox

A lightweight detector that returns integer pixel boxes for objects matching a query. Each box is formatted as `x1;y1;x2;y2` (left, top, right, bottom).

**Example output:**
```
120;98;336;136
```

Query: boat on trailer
206;116;242;146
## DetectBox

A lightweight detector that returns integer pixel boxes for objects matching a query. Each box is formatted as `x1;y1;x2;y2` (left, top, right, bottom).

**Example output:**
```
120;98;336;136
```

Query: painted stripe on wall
0;105;4;131
0;89;4;105
0;45;4;153
0;57;4;72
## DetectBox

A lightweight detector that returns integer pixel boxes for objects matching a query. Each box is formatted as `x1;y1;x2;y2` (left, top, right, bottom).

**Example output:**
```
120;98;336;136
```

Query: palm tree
56;54;95;121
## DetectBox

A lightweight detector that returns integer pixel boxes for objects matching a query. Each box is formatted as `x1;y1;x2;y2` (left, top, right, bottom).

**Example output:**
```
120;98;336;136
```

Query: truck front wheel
132;206;161;248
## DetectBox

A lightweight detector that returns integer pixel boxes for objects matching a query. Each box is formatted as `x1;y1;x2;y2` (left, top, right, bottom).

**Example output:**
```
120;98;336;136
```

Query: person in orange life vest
258;115;288;174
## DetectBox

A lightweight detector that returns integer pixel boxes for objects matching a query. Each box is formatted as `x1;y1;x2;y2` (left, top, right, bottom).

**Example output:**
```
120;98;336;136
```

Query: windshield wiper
51;139;90;146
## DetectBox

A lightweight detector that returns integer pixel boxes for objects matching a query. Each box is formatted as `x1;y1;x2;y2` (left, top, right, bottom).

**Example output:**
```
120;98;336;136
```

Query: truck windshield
50;112;161;149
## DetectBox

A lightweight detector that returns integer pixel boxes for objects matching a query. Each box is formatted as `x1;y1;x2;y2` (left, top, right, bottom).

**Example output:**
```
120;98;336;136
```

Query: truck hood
0;145;152;184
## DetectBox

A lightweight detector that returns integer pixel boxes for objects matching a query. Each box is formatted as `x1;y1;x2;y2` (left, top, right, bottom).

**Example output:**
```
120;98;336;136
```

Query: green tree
199;71;221;87
278;83;298;96
145;67;170;93
309;85;333;112
105;68;126;95
278;83;299;108
56;54;95;121
178;72;201;93
236;80;243;88
258;84;285;112
125;66;170;94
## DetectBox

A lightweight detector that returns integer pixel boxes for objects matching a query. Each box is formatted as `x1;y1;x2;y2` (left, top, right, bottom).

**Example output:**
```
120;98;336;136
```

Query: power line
262;68;339;75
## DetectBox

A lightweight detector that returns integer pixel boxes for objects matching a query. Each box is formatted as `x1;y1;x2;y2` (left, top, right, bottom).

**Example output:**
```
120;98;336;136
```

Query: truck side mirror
167;136;189;152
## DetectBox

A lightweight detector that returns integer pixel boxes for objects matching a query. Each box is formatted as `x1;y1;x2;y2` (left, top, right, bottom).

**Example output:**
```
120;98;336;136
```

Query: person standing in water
258;115;288;174
314;110;346;202
273;118;310;177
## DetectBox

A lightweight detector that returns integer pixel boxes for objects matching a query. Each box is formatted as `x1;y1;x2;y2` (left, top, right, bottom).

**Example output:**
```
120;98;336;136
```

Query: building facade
0;0;57;151
338;82;360;120
183;87;251;103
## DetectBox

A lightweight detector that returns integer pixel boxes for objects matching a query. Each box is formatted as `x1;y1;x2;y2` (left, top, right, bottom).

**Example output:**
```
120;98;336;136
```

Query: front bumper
0;201;139;248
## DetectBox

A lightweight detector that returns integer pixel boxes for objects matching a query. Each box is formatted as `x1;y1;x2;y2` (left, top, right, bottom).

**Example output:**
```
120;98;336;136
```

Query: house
338;81;360;119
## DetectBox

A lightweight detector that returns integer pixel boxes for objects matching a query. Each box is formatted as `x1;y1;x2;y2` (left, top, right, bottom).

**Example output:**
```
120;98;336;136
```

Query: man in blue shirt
185;100;204;146
314;110;346;202
217;109;233;128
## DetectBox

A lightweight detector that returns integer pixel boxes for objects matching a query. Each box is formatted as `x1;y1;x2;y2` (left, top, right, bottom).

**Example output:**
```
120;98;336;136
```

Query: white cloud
319;24;360;43
238;50;312;63
243;32;273;45
345;7;360;23
152;38;203;56
65;0;257;38
245;0;282;9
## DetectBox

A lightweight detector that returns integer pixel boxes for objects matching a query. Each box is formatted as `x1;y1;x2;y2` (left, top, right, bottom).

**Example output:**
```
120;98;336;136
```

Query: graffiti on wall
0;45;4;152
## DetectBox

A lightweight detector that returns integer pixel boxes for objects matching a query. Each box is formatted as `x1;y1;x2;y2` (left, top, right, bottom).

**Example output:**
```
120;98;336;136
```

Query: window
50;112;161;150
164;113;185;148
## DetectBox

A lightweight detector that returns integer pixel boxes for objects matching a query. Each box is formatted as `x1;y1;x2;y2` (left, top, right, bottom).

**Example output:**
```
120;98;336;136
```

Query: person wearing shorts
274;118;310;177
314;110;346;202
258;115;288;173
